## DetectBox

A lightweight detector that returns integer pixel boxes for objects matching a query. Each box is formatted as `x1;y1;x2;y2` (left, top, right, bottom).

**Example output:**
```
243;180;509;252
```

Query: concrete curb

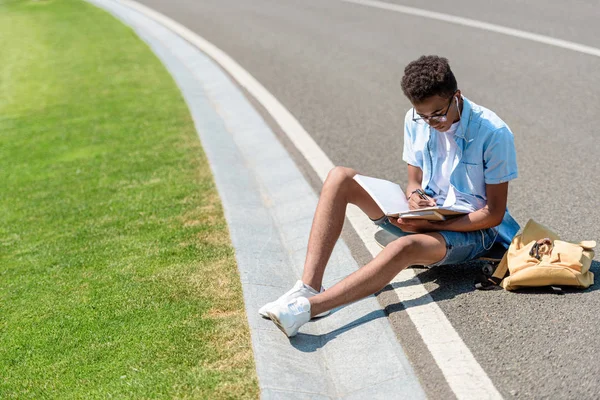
86;0;426;397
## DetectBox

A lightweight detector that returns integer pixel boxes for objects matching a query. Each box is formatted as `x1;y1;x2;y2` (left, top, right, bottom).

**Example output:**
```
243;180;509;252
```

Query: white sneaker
267;297;311;337
258;280;330;319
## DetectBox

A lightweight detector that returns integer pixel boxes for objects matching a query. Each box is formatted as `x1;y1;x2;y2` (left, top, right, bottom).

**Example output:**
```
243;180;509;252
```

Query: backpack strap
491;253;509;282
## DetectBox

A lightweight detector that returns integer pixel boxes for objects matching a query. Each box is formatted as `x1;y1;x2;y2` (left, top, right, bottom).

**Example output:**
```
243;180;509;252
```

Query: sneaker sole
313;310;330;318
261;308;330;319
266;311;291;337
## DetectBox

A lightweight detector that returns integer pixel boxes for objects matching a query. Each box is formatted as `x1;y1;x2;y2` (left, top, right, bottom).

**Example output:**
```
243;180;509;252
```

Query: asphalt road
134;0;600;397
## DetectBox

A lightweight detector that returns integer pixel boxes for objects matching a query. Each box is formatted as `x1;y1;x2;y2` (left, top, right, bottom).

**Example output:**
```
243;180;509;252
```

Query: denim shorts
374;216;500;267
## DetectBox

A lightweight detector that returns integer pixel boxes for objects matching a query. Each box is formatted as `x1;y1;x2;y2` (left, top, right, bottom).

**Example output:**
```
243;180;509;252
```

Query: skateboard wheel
482;263;495;277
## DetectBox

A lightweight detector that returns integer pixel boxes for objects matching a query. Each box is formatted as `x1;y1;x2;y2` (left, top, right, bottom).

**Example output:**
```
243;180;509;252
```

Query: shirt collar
455;95;472;139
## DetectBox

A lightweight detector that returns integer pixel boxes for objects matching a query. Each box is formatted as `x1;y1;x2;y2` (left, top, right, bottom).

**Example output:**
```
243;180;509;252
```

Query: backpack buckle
529;238;553;260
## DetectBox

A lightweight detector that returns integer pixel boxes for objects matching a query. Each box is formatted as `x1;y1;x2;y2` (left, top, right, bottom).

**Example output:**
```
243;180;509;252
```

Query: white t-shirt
429;122;476;212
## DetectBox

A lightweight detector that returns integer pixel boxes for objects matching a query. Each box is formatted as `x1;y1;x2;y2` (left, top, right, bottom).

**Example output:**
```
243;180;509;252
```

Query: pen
415;188;428;200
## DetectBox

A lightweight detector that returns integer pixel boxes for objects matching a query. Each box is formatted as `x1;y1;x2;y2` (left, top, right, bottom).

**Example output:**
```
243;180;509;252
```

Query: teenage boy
261;55;520;337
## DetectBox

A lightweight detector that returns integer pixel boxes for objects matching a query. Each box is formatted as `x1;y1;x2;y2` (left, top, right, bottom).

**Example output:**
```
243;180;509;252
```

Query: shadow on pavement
291;260;600;351
381;259;600;304
290;309;385;352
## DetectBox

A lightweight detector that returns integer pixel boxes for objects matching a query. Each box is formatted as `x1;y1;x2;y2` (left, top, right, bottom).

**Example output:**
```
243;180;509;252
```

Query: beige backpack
479;219;596;293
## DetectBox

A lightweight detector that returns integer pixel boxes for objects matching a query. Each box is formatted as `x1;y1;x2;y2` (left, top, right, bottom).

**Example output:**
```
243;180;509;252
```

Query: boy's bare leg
301;167;385;291
309;233;447;317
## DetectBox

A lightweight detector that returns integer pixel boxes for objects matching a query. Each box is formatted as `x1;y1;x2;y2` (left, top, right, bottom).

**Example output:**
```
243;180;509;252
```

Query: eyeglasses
412;93;457;125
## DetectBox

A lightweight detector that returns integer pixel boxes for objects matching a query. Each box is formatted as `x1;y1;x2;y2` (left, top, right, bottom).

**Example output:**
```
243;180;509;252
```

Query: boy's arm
432;182;508;231
391;182;508;233
405;164;423;198
406;164;436;209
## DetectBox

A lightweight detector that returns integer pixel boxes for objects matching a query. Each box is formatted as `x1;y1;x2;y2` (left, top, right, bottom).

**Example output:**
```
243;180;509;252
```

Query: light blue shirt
402;96;520;248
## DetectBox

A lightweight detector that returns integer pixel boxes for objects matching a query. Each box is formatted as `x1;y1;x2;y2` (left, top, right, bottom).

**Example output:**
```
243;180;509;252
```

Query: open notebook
353;174;468;221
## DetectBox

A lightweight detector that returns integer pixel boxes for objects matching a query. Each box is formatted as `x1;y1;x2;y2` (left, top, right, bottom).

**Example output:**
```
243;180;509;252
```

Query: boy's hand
407;190;436;210
389;217;438;233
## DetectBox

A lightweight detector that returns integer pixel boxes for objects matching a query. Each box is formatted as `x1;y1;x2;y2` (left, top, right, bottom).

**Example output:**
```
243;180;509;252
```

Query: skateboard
373;229;505;276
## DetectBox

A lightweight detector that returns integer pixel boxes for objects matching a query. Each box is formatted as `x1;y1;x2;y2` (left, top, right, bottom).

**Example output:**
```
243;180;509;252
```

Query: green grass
0;0;258;398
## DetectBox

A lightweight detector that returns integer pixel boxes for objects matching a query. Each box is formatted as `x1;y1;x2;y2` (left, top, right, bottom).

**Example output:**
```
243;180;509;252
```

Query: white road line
343;0;600;58
111;0;502;398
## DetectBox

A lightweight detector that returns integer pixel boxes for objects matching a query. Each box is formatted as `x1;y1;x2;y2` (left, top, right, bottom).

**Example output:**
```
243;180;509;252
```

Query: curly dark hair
401;55;457;103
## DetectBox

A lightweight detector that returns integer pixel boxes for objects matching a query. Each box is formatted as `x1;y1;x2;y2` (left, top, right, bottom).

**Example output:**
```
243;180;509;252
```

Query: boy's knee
387;234;447;266
324;166;357;191
388;236;423;260
327;166;357;182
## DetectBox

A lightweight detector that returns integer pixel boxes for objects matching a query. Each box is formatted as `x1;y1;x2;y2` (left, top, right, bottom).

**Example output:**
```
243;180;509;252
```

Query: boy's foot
259;280;330;318
266;297;311;337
